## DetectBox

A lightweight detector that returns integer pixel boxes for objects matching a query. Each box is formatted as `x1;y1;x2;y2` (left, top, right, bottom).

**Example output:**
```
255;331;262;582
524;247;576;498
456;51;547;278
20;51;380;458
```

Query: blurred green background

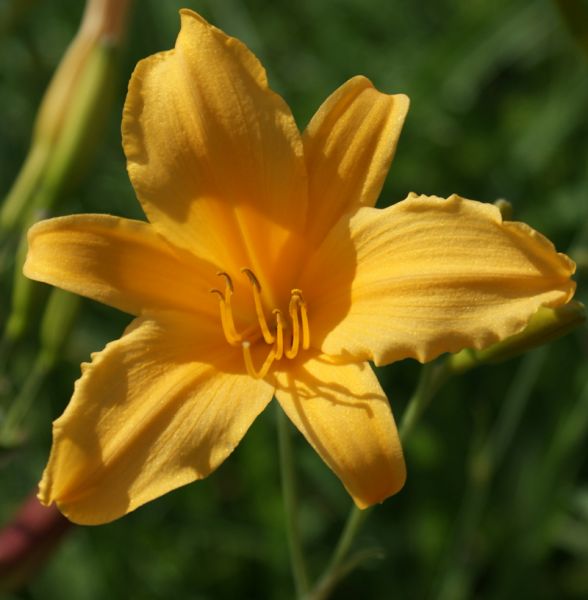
1;0;587;598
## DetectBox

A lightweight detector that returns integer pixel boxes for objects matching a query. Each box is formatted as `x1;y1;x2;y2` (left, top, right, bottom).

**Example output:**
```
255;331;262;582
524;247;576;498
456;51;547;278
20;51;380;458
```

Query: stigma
210;269;310;379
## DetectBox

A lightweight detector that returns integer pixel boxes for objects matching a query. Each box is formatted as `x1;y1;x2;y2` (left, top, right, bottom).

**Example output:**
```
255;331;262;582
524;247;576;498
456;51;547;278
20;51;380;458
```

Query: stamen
212;269;310;376
292;289;310;350
241;268;275;344
272;309;285;360
216;272;241;342
242;341;275;379
216;271;234;293
285;294;301;359
210;288;241;346
299;302;310;350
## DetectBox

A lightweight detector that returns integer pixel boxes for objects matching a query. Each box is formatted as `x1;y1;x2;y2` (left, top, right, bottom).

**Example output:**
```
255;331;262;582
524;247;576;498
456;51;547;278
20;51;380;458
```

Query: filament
241;268;275;344
210;288;241;346
291;289;310;350
212;269;311;377
215;272;242;342
242;341;276;379
299;300;310;350
273;309;285;360
285;294;301;359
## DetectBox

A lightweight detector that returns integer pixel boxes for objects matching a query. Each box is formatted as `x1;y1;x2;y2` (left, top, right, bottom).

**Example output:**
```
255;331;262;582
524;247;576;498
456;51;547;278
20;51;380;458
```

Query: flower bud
1;0;131;344
447;301;586;374
0;0;132;234
493;198;513;220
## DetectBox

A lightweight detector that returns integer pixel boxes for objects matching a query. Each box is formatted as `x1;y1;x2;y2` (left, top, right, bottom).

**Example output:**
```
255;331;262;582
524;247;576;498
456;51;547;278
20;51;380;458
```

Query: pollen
210;270;310;378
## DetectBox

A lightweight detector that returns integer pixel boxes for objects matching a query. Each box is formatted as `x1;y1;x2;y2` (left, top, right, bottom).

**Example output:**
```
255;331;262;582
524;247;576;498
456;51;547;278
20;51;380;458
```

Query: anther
242;341;275;379
212;269;310;376
216;271;234;292
241;268;275;344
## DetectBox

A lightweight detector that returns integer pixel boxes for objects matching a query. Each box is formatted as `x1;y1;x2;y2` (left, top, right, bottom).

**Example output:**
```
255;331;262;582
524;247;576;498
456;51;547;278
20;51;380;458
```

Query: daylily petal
24;214;217;317
273;355;405;508
303;76;409;244
38;314;273;524
304;194;576;365
122;9;307;302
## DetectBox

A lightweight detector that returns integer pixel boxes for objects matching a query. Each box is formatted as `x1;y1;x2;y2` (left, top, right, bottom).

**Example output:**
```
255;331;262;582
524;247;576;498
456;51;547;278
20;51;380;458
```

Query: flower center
210;268;310;379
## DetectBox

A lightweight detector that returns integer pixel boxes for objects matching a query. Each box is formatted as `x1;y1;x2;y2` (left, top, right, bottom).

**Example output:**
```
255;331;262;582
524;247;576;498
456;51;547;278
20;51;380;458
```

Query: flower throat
211;269;309;379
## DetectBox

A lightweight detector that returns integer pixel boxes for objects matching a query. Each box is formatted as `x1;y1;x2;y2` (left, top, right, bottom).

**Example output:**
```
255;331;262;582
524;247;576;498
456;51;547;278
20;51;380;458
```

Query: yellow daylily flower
24;10;576;525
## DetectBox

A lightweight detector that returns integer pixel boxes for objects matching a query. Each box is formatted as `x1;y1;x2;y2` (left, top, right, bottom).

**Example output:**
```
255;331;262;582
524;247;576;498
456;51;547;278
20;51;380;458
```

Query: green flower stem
399;361;451;440
0;143;48;242
0;289;80;445
323;505;372;578
0;352;51;447
2;221;51;347
307;359;451;600
277;403;310;597
434;348;548;600
486;348;548;468
305;506;372;600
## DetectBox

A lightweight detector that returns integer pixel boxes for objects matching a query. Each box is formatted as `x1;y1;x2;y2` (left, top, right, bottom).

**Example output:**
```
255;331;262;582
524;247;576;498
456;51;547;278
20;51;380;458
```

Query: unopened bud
0;0;132;234
447;301;586;374
2;0;131;344
494;198;513;220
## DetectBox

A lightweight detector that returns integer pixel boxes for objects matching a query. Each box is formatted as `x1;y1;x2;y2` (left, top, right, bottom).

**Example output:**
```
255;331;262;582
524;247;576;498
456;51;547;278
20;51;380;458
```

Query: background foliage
1;0;587;598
